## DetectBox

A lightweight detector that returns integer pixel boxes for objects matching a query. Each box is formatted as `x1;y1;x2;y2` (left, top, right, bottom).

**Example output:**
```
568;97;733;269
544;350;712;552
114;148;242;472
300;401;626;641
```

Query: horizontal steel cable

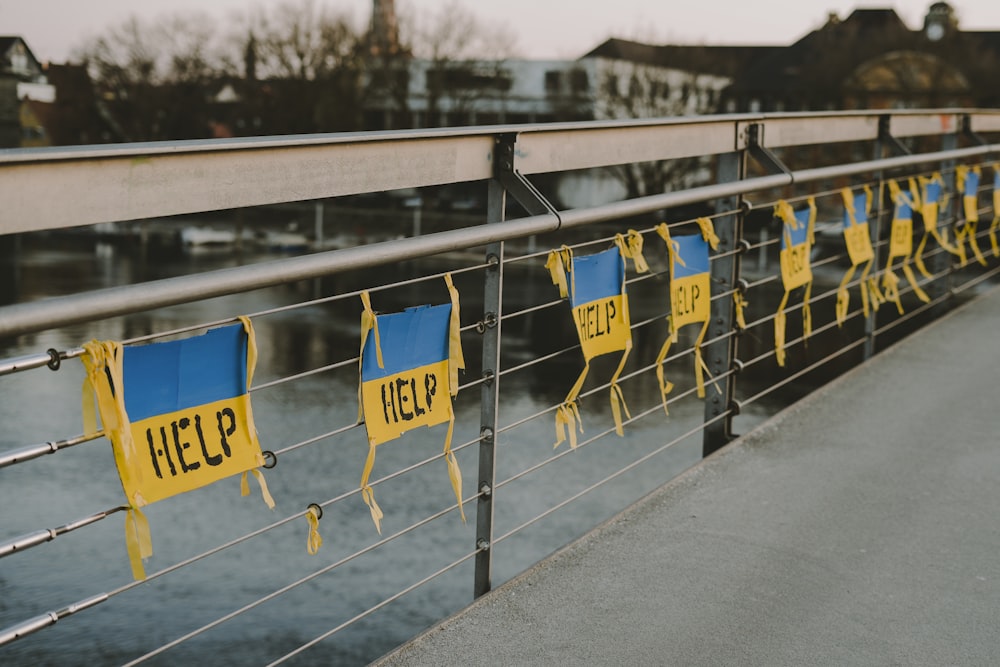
495;370;735;491
122;505;479;665
265;549;480;666
494;409;732;545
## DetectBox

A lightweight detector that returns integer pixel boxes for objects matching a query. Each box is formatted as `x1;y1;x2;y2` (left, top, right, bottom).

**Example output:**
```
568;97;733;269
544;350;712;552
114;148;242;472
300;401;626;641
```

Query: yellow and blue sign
654;218;719;412
81;318;273;580
842;188;874;266
956;165;987;266
546;232;647;448
361;304;454;445
835;187;883;326
774;198;815;367
883;178;930;312
670;233;711;330
567;247;632;360
779;202;813;291
991;164;1000;257
915;172;960;276
358;275;465;532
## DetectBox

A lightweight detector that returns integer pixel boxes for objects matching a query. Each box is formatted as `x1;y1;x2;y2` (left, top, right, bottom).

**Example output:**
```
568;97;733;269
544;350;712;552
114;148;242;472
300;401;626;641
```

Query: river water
0;231;789;666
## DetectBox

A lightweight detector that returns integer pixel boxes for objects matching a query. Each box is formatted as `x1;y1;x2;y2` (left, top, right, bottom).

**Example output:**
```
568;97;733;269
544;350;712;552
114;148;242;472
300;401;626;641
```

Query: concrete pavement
375;286;1000;666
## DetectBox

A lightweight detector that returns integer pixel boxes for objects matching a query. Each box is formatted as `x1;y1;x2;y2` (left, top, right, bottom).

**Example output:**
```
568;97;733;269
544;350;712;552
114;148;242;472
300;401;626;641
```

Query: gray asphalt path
375;287;1000;666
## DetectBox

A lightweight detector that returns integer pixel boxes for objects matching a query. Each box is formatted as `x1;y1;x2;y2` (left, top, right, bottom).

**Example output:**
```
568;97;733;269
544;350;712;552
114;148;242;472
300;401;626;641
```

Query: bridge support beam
702;150;746;457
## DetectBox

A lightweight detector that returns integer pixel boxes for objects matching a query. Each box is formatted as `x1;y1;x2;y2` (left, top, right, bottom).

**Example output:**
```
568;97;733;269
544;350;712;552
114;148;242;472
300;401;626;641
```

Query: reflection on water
0;236;784;666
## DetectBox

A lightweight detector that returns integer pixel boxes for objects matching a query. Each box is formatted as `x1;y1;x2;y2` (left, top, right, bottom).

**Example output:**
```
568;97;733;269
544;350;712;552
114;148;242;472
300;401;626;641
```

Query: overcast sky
4;0;1000;64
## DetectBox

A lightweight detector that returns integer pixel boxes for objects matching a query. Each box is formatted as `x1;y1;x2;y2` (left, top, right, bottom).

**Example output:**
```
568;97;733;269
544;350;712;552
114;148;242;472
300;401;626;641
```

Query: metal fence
2;110;1000;665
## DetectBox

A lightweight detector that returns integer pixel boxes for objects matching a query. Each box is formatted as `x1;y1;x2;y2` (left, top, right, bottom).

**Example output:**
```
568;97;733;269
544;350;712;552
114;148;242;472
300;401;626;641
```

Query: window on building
605;75;619;97
545;70;562;93
569;69;589;94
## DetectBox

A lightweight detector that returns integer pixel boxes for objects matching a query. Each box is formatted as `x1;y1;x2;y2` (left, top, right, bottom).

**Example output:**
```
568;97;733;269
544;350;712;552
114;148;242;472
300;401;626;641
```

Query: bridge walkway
375;286;1000;666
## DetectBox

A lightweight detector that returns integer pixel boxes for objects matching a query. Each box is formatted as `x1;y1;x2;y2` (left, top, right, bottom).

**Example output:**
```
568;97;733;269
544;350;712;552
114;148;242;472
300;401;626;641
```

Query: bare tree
405;0;517;127
77;12;228;141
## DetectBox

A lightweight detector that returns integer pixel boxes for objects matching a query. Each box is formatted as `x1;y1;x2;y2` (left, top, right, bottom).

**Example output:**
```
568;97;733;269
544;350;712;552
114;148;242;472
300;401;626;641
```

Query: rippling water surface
1;236;782;665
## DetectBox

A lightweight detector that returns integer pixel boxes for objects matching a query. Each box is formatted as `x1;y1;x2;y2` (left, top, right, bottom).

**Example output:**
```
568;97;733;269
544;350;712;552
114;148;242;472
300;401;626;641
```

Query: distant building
589;2;1000;113
363;55;728;130
1;36;55;147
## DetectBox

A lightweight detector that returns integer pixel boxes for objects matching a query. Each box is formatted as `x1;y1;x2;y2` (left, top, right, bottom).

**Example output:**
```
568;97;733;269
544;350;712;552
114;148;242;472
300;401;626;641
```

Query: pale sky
4;0;1000;64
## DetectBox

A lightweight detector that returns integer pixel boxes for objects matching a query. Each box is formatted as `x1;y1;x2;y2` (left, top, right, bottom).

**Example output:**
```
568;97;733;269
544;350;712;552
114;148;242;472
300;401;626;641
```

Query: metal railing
1;110;999;665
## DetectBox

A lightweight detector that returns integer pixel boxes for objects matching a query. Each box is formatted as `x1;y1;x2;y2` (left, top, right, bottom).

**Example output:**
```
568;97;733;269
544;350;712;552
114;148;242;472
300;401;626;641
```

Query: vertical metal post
474;175;504;599
314;201;324;249
703;150;746;456
866;133;887;360
930;130;960;315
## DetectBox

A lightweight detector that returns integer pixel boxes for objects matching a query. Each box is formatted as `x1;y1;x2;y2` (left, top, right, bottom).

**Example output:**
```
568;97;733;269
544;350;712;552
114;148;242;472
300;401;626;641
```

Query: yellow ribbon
554;400;583;450
444;417;465;523
81;340;153;580
545;247;572;298
773;198;815;367
695;217;721;250
305;505;323;555
555;361;589;449
124;507;153;581
835;263;856;327
358;291;383;423
774;292;789;368
238;316;274;508
733;291;748;331
654;326;675;416
445;273;466;397
608;325;632;436
990;163;1000;257
357;289;387;533
443;272;467;523
615;229;650;274
240;468;275;509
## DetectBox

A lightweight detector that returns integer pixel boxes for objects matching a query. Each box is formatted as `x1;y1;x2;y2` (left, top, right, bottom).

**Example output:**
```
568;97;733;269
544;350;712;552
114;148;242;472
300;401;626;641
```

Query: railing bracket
262;451;277;469
46;349;61;371
746;124;791;177
878;115;911;156
476;313;498;334
494;134;561;224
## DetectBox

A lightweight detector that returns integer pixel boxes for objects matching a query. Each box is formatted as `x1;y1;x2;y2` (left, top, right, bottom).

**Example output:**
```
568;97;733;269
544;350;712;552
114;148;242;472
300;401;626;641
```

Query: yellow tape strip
545;247;572;299
358;291;383;424
654;330;674;416
608;342;632;436
555;361;589;449
306;506;323;555
360;440;383;533
883;268;903;314
443;414;466;523
445;273;466;396
241;468;276;509
902;263;930;303
125;507;152;581
616;229;650;274
695;217;720;250
835;263;856;327
774;291;789;368
555;400;583;450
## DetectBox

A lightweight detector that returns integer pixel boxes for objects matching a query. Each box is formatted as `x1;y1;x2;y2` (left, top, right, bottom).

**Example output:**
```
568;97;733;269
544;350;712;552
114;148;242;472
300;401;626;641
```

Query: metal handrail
1;111;998;665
